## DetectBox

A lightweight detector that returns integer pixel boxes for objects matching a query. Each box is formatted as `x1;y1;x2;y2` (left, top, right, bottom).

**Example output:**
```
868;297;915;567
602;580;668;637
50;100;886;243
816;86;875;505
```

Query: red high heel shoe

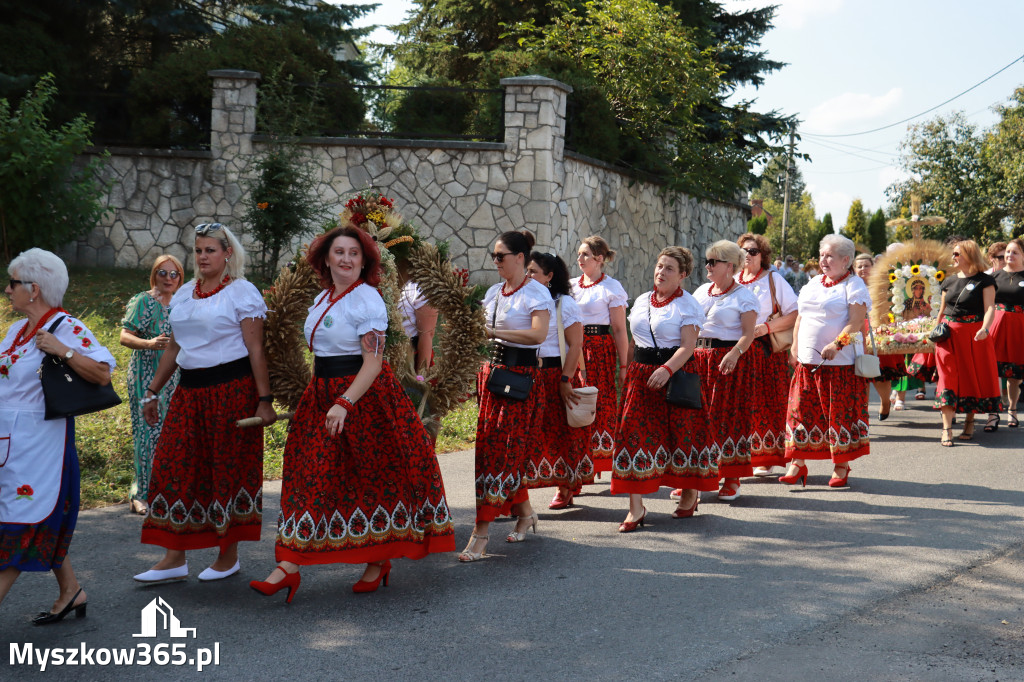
779;463;808;487
548;488;574;510
828;465;851;488
618;507;647;533
672;493;699;518
353;560;391;593
250;567;301;604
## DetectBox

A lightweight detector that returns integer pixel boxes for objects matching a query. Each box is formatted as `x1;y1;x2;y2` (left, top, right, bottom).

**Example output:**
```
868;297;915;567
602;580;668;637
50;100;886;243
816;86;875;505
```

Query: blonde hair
706;240;743;270
953;239;988;274
193;223;247;279
149;254;186;290
582;235;616;266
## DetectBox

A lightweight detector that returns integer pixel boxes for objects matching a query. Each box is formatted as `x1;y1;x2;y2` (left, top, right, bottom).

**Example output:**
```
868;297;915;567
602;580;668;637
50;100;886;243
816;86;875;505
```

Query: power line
803;52;1024;138
804;137;897;166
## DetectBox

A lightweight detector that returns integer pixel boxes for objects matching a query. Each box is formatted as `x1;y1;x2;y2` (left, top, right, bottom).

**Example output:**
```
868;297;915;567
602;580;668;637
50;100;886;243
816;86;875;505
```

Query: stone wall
66;71;748;296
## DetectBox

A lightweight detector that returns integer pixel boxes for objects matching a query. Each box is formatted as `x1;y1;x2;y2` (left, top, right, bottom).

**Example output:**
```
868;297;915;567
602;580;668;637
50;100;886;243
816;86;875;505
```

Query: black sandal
958;417;975;441
1009;411;1019;428
984;413;999;432
940;428;954;447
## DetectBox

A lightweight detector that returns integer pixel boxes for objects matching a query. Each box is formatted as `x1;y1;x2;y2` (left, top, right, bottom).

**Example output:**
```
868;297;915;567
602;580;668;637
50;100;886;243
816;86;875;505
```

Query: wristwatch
64;349;74;360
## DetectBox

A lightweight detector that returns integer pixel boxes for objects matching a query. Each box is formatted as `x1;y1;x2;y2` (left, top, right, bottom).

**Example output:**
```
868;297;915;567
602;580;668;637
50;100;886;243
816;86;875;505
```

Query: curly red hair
306;226;382;289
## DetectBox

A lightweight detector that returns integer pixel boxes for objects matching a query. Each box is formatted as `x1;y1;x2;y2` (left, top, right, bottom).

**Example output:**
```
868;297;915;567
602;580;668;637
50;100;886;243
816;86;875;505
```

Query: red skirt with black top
577;331;618;474
610;348;719;495
906;352;938;382
274;356;454;565
934;316;1002;413
785;363;870;463
748;340;788;468
524;363;590;490
692;341;757;478
474;346;545;522
991;305;1024;379
142;357;263;551
876;353;907;382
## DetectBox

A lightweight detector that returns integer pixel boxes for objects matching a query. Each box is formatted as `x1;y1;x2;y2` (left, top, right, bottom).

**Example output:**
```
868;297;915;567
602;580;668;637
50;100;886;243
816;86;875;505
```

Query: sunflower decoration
888;271;898;283
910;264;921;276
935;270;945;282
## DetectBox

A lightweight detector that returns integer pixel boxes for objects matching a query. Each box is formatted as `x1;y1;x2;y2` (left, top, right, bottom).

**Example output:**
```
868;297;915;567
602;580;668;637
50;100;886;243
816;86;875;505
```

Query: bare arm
821;303;867;361
648;325;698;390
34;330;112;385
325;331;385;436
559;321;584;406
610;305;629;383
789;314;802;367
977;285;996;341
489;309;550;346
240;317;277;426
755;310;797;337
120;327;169;351
413;304;438;374
720;310;756;374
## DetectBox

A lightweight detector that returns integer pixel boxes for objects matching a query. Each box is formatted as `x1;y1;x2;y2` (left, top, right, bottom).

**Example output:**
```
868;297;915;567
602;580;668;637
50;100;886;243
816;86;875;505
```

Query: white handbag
556;297;599;428
854;323;881;379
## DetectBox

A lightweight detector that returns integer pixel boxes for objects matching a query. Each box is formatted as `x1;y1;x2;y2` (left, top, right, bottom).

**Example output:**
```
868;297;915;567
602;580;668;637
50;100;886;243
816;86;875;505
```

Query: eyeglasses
742;248;761;256
705;259;727;267
156;269;181;280
491;251;512;263
195;223;224;235
8;279;33;289
993;254;1005;261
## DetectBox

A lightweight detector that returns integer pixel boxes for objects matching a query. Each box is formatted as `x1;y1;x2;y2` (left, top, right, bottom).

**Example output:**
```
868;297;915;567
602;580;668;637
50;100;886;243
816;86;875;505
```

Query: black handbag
484;296;533;400
39;316;122;420
648;303;702;409
928;321;951;343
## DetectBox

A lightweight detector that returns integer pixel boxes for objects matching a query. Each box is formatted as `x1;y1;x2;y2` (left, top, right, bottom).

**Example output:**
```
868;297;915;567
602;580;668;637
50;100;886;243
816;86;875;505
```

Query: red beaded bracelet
658;364;674;375
334;395;354;411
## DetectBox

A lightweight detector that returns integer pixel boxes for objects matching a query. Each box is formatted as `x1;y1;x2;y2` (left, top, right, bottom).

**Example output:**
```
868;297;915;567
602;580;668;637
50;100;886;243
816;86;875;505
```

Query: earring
225;257;230;262
29;298;34;303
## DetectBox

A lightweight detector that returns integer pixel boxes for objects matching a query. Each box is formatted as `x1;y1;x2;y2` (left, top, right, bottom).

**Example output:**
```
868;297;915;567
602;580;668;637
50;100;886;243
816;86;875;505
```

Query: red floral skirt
991;308;1024;379
474;362;544;522
748;342;788;468
577;333;619;474
610;360;718;495
142;374;263;551
876;353;907;382
785;363;870;463
934;320;1002;413
692;345;756;478
906;352;937;382
275;363;455;565
524;366;590;490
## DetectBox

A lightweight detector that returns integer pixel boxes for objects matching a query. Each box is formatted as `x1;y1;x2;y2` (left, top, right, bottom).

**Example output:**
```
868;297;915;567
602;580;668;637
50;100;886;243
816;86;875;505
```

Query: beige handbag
855;322;881;379
556;297;599;428
766;272;794;353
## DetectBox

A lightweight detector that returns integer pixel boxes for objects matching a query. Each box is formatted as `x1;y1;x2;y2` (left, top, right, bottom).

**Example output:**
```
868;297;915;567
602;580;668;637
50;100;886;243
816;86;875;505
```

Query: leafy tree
842;199;868;247
814;212;834;249
886;111;1003;243
0;74;108;261
747;214;768;235
761;192;818;261
867;208;887;255
751;155;805;204
984;87;1024;233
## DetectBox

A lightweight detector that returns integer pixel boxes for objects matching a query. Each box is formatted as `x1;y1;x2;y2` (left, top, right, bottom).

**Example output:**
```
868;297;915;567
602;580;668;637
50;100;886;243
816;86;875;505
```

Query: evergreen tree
747;214;768;235
842;200;869;248
867;208;887;255
814;212;834;250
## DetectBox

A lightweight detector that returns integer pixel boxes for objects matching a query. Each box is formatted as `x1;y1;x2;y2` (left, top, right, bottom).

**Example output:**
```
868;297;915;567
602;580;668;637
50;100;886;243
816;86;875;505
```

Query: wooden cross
885;194;947;241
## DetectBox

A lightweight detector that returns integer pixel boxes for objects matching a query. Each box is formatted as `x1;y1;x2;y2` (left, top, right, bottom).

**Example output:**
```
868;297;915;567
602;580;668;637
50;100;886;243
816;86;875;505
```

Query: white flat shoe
198;560;241;582
134;562;189;584
752;466;771;477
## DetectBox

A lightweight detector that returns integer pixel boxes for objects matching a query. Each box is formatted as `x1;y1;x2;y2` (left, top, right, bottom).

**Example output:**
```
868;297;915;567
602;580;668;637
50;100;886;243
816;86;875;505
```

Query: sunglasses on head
195;223;224;235
705;258;727;267
742;247;761;256
156;269;181;279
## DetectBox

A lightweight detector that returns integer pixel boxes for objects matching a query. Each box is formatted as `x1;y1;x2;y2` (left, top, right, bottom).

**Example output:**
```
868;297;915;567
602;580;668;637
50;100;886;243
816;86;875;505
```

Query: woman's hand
789;351;800;368
974;327;990;342
559;380;580;407
255;401;277;426
34;330;68;357
143;398;160;426
617;366;628;386
149;333;171;351
753;323;769;338
325;404;348;436
820;342;839;361
647;366;671;390
718;349;741;374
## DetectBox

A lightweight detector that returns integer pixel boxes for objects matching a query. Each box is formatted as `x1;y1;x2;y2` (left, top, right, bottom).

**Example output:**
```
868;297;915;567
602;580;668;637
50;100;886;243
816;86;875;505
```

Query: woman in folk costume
250;226;454;602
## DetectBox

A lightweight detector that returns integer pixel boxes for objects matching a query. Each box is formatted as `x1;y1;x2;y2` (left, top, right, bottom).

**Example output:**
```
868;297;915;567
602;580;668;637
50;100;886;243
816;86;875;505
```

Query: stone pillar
499;75;572;245
207;70;260;222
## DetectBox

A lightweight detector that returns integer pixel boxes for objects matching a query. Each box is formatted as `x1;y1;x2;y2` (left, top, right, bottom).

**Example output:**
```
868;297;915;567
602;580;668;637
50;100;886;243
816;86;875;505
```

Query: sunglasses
742;248;761;256
9;279;33;289
705;258;727;267
993;254;1005;261
491;251;513;263
195;223;224;235
156;269;181;280
952;251;961;257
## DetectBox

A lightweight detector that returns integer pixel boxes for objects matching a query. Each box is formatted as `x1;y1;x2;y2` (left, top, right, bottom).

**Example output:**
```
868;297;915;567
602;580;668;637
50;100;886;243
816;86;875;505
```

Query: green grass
0;267;477;509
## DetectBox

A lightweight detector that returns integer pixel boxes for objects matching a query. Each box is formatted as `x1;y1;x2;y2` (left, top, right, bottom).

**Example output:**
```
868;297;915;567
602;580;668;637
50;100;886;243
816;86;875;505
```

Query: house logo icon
133;597;197;638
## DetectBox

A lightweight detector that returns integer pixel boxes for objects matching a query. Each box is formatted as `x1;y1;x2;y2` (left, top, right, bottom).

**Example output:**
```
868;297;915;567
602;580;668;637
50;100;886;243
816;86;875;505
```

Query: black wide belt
695;338;737;349
490;344;538;368
179;356;252;388
584;324;611;336
634;347;678;365
538;356;562;369
314;355;364;378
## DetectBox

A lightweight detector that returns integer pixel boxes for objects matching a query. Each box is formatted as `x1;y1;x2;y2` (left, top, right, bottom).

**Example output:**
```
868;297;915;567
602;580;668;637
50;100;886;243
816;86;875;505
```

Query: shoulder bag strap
555;296;566;363
767;271;781;316
646;297;660;351
47;314;67;335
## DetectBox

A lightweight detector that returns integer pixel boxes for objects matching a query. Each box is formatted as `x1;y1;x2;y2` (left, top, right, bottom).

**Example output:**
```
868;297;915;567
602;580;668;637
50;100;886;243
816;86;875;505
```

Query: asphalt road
2;393;1023;681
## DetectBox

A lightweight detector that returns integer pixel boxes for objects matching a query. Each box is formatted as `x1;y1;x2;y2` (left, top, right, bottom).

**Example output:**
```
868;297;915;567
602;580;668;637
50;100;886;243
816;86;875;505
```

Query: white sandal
893;399;905;411
458;534;488;562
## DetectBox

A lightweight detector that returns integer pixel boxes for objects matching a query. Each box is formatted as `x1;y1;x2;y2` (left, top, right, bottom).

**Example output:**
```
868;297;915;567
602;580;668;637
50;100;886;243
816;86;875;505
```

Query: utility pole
780;125;796;260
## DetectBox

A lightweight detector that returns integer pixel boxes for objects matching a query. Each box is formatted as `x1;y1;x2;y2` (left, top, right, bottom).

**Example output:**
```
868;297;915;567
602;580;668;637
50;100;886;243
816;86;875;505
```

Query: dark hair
306;226;382;289
497;230;535;266
736;232;772;270
530;251;571;298
657;246;694;277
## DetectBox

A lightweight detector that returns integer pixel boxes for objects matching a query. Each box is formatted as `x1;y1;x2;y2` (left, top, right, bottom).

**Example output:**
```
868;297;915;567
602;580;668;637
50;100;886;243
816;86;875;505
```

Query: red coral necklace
578;273;605;289
708;281;736;297
502;276;529;297
650;288;682;308
194;274;230;299
738;268;762;285
5;307;65;354
822;271;851;288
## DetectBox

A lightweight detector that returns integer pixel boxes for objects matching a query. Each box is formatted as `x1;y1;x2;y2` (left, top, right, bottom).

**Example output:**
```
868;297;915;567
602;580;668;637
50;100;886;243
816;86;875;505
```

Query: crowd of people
0;223;1019;620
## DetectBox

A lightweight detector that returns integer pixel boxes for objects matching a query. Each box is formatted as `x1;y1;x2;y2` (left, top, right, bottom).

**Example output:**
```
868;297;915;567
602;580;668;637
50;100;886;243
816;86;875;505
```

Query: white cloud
804;88;904;135
807;186;853;228
877;166;910;196
722;0;844;30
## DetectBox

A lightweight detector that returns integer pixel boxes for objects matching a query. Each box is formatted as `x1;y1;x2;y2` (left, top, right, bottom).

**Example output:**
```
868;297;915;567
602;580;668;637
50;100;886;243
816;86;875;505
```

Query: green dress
122;291;179;504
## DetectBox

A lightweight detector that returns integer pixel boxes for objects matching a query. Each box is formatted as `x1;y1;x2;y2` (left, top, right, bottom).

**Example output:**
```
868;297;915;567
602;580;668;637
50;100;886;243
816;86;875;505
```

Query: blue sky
355;0;1024;228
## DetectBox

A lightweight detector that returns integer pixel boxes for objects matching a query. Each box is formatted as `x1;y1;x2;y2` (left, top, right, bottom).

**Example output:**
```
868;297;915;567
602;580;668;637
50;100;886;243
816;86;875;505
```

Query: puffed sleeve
56;316;117;371
676;293;705;329
351;287;388;337
120;292;148;334
232;280;269;322
772;271;799;315
604;277;629;308
559;295;583;328
410;282;429;310
736;287;761;315
521;280;555;314
846;276;872;310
